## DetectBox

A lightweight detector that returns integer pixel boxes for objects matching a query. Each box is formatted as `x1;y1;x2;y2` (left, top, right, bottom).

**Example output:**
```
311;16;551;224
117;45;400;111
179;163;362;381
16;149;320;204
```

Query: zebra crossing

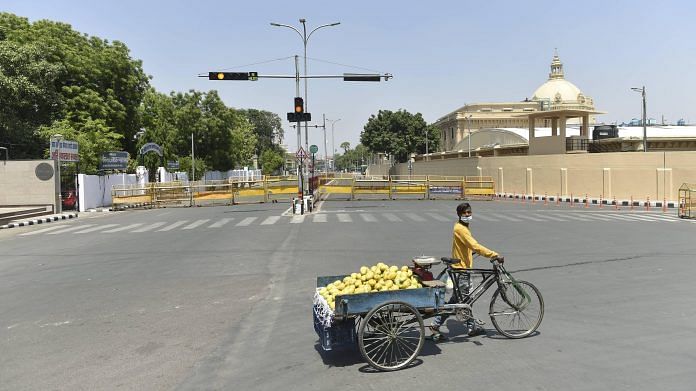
17;211;692;237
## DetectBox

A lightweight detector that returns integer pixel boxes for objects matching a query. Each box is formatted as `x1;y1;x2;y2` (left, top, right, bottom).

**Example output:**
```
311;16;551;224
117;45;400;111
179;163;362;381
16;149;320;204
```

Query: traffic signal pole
294;56;304;212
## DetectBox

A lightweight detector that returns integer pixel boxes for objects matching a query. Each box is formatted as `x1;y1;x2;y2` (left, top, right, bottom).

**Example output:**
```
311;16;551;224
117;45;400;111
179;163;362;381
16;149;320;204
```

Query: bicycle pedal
475;318;486;326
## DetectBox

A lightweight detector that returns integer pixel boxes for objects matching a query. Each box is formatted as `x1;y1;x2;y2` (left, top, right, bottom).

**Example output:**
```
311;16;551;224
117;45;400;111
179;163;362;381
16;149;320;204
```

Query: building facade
434;52;597;152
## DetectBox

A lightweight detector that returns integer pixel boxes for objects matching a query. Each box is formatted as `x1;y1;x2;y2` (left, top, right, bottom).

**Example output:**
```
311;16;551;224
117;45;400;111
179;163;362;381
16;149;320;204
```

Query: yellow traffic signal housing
294;97;304;113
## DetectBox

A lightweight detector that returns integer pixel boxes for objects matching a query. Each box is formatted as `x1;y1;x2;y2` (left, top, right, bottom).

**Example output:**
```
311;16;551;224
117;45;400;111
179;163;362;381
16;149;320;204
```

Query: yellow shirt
451;222;498;269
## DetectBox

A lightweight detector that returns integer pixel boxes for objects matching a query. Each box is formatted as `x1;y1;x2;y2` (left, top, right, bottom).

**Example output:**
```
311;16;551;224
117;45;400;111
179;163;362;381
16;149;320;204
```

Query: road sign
167;160;180;170
100;151;129;170
296;147;307;159
50;139;80;162
310;145;318;154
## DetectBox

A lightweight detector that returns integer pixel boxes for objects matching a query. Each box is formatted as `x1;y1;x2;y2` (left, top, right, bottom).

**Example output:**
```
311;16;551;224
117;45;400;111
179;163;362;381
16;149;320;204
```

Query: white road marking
133;222;167;232
536;214;567;222
236;217;258;226
102;223;143;233
515;214;545;222
19;225;68;236
312;214;327;223
474;214;497;222
425;212;449;222
290;215;305;224
157;221;189;231
261;216;281;225
337;213;352;222
46;224;95;235
209;218;233;228
490;214;522;222
360;213;377;222
558;214;593;222
74;224;119;234
404;213;426;222
182;219;210;230
382;213;402;222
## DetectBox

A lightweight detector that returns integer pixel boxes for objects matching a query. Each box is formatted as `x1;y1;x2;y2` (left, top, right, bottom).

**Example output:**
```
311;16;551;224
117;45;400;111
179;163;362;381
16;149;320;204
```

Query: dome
531;52;585;103
532;78;583;103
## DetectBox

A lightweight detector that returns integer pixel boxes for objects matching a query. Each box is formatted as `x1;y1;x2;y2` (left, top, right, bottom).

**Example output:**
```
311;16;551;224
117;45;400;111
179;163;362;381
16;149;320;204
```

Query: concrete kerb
0;212;79;230
494;193;678;209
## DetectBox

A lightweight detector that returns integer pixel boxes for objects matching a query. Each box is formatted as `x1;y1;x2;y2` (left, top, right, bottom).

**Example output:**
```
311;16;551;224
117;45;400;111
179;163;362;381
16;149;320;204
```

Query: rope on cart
313;289;334;327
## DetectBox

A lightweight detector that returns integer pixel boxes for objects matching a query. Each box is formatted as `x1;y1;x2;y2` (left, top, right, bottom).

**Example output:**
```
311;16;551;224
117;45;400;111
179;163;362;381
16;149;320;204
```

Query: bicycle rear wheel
489;280;544;338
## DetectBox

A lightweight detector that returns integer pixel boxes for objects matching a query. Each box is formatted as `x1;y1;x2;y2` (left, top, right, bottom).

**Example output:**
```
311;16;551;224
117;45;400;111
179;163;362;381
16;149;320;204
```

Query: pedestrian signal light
294;97;304;113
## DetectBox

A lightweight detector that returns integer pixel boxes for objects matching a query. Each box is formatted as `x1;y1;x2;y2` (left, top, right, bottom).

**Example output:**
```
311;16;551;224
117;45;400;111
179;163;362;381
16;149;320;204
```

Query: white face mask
460;215;473;223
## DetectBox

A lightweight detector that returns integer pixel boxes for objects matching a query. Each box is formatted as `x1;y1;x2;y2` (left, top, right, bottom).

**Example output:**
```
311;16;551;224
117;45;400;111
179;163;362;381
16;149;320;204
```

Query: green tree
360;109;440;163
340;141;351;154
259;149;284;175
239;109;283;155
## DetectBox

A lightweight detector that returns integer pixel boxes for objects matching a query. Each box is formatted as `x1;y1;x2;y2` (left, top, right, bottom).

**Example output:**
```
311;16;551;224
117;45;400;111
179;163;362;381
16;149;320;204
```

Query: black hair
456;202;472;217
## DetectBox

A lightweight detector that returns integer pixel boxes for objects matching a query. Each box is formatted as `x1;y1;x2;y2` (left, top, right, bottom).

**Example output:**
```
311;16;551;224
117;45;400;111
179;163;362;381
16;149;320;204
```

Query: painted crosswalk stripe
382;213;402;222
209;218;233;228
641;214;679;222
360;213;377;222
515;214;545;222
261;216;280;225
536;214;567;222
290;215;305;224
599;213;637;222
74;224;119;234
404;213;426;222
475;214;497;222
578;214;612;221
425;213;449;222
157;220;189;231
133;222;167;232
182;219;210;230
313;214;327;223
102;223;143;233
19;225;68;236
337;213;352;222
236;217;258;226
490;214;522;222
554;214;591;221
47;224;95;235
606;213;653;222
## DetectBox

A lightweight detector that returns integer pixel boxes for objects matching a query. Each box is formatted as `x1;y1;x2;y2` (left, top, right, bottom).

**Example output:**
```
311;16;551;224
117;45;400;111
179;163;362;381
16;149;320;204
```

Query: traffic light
343;73;382;82
208;72;251;80
294;97;304;113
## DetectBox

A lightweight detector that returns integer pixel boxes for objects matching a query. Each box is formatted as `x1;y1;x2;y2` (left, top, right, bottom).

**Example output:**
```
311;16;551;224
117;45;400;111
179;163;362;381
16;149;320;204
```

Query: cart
313;257;448;371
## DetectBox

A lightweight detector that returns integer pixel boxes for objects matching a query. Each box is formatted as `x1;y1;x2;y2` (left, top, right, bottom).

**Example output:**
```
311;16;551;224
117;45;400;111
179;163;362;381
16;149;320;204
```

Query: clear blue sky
5;0;696;155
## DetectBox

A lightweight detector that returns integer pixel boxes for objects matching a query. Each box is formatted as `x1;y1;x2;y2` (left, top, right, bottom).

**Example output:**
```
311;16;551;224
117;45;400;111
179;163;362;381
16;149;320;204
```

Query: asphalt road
1;200;695;390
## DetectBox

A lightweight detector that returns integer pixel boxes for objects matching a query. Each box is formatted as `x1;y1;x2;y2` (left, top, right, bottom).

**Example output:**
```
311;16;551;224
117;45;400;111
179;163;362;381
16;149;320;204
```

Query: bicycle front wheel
489;280;544;338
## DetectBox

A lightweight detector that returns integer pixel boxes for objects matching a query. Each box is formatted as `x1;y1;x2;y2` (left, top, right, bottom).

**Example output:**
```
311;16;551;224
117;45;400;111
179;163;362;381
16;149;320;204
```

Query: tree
259;149;284;175
360;109;440;163
340;141;351;154
239;109;283;156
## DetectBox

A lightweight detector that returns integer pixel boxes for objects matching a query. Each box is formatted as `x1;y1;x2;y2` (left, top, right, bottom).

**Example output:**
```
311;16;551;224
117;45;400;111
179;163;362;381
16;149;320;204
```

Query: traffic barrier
663;197;667;213
570;193;574;208
631;195;634;211
599;195;603;209
585;194;589;208
614;196;619;210
646;196;650;211
544;193;548;206
556;193;560;206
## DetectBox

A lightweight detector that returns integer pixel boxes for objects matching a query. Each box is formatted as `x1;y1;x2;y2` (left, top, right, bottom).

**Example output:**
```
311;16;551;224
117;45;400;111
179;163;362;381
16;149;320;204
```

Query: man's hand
491;256;504;264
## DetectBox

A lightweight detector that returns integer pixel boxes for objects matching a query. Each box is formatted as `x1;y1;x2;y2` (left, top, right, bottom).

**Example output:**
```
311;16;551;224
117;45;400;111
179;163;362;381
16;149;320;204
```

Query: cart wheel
358;301;424;371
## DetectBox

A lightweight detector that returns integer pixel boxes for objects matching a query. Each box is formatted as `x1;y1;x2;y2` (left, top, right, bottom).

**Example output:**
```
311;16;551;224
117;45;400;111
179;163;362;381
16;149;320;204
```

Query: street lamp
327;118;341;171
270;19;340;156
52;134;63;214
631;86;647;152
467;115;473;157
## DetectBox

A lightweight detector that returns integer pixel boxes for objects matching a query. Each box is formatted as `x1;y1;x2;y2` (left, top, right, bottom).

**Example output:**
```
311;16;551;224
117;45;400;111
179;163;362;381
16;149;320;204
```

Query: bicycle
427;256;545;339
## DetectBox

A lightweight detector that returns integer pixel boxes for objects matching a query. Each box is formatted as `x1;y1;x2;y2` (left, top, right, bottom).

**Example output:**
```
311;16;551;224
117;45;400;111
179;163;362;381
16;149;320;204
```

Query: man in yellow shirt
429;202;501;341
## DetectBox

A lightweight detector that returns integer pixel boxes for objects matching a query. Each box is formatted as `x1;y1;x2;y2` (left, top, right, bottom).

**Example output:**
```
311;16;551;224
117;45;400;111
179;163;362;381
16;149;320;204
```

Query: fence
679;183;696;218
316;175;494;200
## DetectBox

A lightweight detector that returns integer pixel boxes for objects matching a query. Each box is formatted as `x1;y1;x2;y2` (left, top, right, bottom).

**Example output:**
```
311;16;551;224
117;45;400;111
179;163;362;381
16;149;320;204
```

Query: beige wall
0;160;57;208
391;151;696;201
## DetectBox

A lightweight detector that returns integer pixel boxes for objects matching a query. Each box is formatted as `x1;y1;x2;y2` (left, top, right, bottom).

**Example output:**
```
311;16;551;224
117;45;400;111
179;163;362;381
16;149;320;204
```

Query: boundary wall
387;151;696;203
78;173;137;212
0;160;56;209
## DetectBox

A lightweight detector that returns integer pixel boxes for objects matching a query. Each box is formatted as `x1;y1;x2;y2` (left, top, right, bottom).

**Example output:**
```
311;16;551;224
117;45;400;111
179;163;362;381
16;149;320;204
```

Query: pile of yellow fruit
318;262;423;310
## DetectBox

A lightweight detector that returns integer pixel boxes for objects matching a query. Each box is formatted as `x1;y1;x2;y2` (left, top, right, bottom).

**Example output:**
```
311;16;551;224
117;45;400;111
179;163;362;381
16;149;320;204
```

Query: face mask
460;215;472;223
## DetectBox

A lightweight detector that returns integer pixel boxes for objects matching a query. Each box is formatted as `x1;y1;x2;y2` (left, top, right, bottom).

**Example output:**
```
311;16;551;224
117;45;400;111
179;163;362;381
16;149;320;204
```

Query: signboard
139;142;163;157
50;139;80;162
100;151;129;170
295;147;307;159
309;145;318;154
167;160;180;170
287;112;312;122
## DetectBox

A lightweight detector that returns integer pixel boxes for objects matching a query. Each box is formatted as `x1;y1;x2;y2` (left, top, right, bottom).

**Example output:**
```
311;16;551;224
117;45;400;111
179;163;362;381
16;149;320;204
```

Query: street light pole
270;19;340;155
52;134;63;214
328;118;341;171
631;86;647;152
425;127;428;161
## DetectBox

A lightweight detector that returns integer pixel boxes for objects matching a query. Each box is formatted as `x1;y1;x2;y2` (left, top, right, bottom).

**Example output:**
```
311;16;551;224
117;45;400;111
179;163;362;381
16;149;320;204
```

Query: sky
4;0;696;156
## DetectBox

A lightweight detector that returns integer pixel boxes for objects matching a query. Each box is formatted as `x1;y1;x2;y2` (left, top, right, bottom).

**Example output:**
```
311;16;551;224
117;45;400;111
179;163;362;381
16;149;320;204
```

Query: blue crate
313;309;356;351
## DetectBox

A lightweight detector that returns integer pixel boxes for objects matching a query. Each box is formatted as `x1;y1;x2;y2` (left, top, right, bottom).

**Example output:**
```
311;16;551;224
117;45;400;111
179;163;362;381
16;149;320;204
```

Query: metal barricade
464;176;495;199
679;183;696;218
389;175;428;200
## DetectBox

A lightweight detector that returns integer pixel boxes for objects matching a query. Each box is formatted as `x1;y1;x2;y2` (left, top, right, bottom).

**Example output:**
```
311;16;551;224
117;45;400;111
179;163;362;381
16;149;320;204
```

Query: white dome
532;78;583;103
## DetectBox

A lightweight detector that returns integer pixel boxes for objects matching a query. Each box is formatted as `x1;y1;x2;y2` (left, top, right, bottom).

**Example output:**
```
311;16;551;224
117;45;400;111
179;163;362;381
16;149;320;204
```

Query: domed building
434;52;599;152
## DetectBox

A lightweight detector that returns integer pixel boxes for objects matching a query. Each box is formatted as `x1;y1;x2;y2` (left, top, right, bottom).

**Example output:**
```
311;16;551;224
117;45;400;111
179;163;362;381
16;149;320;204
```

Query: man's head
456;202;472;223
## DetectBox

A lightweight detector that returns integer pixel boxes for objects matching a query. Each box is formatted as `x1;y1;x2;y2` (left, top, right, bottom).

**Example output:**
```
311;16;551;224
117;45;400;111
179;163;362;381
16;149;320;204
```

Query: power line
305;56;384;74
198;56;295;76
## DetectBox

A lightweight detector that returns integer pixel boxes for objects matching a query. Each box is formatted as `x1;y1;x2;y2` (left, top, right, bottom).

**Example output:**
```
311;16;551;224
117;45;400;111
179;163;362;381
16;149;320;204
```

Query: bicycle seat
412;256;440;267
440;257;461;265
